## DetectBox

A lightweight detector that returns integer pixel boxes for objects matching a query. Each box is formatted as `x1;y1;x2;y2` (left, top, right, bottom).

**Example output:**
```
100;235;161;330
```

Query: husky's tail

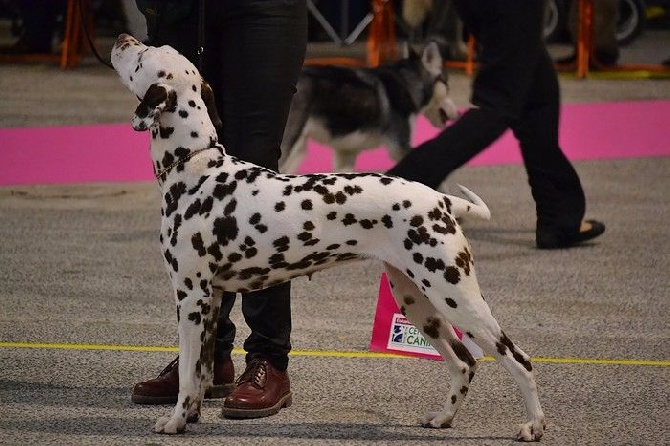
448;184;491;221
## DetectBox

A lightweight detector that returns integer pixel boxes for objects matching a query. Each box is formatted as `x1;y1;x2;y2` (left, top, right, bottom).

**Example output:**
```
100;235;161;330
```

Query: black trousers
388;0;585;236
140;0;307;370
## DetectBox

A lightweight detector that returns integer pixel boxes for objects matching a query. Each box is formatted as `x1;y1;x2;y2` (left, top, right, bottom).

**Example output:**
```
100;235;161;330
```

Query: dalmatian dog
111;34;545;441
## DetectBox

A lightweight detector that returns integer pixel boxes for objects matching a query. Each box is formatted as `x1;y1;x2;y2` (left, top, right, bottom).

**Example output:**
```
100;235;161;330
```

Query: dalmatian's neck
149;99;219;185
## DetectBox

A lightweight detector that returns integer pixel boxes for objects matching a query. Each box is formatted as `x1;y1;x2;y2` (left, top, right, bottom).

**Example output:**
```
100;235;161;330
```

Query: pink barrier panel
1;124;152;186
1;100;668;186
297;99;670;173
369;272;445;360
370;272;485;360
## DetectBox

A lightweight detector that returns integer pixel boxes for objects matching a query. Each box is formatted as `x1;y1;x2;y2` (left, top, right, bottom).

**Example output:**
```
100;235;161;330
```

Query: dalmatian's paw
186;411;201;423
154;413;187;434
421;411;454;429
516;418;545;442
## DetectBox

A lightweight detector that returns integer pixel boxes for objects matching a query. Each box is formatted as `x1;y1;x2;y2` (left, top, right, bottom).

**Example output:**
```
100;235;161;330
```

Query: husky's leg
279;129;309;173
333;150;359;171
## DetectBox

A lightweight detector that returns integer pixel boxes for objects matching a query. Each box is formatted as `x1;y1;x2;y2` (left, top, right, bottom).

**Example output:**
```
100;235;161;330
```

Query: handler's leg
205;0;307;419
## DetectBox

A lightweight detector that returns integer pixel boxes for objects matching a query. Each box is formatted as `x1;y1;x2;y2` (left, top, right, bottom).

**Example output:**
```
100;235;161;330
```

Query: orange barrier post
443;35;477;76
576;0;594;78
60;0;90;68
366;0;395;67
0;0;89;68
465;35;476;76
572;0;670;78
448;0;669;79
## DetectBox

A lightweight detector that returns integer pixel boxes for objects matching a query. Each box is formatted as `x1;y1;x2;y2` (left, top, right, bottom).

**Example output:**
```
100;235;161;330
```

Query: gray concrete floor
0;28;669;446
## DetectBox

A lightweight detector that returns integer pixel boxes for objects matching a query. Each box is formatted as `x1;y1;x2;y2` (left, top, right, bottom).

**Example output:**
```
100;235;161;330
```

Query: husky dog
278;42;459;173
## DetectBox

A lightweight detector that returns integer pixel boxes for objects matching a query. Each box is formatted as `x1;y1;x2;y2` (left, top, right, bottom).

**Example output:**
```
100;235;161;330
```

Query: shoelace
238;360;267;388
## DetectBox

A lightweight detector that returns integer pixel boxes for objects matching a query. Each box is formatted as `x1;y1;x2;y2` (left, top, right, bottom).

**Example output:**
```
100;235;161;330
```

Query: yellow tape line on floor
560;70;670;80
586;70;670;80
1;341;668;367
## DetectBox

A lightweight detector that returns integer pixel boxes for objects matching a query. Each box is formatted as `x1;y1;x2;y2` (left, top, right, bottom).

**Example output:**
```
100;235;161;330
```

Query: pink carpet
1;100;668;186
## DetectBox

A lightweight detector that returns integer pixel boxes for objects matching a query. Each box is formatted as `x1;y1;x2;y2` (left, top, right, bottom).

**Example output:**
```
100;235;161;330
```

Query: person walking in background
387;0;605;249
130;0;307;419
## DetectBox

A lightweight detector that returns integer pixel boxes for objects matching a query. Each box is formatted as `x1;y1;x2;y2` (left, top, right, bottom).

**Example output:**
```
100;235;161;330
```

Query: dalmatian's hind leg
453;299;546;441
154;288;217;434
383;263;478;430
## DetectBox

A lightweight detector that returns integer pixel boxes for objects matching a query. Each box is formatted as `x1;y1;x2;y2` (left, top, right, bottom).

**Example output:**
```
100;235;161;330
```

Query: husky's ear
422;41;443;75
132;83;176;131
201;81;223;129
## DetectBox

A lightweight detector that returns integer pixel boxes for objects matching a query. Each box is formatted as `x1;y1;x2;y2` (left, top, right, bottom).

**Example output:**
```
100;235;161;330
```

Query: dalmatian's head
415;42;460;128
111;34;222;134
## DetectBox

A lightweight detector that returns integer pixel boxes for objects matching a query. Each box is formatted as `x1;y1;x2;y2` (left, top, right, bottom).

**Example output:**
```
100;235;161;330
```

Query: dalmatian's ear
132;83;177;131
201;81;223;129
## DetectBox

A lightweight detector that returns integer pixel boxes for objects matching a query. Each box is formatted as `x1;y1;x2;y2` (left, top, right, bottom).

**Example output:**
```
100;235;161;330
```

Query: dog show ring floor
1;35;669;444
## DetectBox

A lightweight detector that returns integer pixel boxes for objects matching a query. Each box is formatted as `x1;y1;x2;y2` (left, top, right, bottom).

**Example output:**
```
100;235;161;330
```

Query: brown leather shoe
131;355;235;405
221;359;292;419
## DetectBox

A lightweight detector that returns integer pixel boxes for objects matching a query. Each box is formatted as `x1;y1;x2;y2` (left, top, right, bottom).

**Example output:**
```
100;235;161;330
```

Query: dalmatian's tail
449;184;491;221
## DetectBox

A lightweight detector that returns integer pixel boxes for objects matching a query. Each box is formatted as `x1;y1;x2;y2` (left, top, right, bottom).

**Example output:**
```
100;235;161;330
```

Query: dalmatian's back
162;153;477;295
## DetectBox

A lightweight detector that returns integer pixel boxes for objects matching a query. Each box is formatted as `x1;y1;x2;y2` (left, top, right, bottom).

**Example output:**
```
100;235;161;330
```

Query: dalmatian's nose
115;33;134;48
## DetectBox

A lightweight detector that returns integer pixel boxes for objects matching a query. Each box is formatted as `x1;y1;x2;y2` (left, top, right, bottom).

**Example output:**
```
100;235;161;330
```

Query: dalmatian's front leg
154;290;213;434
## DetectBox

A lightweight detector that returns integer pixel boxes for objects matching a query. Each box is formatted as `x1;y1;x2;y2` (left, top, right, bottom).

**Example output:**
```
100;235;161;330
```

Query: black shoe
536;220;605;249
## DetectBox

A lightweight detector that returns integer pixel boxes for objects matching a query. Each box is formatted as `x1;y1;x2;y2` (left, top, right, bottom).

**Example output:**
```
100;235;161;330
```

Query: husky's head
411;42;460;127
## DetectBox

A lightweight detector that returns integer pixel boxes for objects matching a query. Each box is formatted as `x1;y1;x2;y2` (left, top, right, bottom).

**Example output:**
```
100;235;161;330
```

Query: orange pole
465;35;476;77
60;0;77;67
60;0;91;68
576;0;594;79
367;0;396;67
